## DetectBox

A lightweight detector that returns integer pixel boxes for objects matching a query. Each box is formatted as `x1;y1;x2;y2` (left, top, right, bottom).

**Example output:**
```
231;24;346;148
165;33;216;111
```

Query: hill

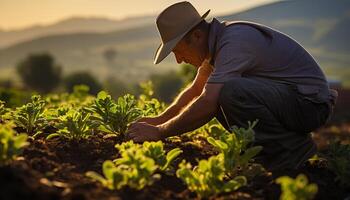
0;0;349;84
0;15;154;48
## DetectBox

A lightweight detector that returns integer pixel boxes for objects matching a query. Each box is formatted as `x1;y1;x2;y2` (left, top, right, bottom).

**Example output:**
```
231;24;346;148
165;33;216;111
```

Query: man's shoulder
220;21;271;44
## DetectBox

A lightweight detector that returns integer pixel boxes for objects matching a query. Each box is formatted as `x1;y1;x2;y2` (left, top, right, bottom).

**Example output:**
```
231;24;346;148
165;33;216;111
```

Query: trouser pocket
287;96;330;133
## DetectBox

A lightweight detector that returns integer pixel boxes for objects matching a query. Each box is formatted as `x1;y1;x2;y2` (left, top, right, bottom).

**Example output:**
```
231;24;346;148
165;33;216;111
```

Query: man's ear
193;29;203;41
191;29;203;43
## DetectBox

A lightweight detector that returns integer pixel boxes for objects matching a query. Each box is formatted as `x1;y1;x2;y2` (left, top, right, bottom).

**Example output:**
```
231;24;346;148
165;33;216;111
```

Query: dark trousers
216;77;332;171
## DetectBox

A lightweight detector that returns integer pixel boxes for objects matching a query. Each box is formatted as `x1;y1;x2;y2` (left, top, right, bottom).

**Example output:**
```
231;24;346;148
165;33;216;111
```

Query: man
127;1;337;170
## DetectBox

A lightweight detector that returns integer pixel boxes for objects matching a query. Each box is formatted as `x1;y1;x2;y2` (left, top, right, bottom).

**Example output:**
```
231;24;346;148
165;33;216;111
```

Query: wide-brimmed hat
154;1;210;64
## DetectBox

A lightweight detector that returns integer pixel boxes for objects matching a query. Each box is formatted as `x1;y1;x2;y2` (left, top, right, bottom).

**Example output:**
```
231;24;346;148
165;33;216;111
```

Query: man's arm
138;63;212;125
159;83;223;137
127;83;223;142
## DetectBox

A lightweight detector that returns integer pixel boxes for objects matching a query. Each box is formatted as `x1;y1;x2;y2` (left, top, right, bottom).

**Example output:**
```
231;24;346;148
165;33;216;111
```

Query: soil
0;125;349;200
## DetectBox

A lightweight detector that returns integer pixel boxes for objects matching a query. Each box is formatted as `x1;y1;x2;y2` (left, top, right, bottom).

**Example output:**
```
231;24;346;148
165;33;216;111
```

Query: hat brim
153;9;210;65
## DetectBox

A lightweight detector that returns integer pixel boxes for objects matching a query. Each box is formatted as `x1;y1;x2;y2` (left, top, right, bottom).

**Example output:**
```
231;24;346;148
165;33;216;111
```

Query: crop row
0;85;349;199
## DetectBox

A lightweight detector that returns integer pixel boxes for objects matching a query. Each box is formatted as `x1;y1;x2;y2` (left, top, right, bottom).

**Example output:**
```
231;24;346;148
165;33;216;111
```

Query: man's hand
127;122;164;143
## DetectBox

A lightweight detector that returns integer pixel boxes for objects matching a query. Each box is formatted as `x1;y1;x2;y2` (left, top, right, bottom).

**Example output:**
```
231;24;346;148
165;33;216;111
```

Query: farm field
0;86;349;200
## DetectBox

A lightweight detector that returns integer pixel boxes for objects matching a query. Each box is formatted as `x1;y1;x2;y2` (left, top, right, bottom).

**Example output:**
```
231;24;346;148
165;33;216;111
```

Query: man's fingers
126;128;138;140
129;122;148;130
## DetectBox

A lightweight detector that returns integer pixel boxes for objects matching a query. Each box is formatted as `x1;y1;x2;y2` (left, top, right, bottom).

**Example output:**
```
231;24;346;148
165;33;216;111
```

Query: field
0;86;349;200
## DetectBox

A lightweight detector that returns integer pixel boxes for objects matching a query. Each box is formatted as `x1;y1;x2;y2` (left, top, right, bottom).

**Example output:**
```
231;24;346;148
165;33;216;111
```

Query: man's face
172;30;208;67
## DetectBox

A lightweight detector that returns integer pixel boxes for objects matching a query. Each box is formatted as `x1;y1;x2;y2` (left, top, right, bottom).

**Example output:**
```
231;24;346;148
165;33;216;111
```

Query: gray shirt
207;18;334;103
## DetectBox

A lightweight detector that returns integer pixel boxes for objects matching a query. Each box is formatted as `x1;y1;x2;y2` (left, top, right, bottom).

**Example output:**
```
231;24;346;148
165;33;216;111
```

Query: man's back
207;18;334;103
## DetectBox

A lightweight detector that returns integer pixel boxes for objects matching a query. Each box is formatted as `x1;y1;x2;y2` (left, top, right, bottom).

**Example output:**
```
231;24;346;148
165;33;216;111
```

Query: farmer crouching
127;1;337;171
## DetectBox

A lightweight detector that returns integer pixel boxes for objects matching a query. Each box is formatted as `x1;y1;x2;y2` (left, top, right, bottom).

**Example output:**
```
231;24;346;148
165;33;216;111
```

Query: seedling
176;155;247;198
207;120;263;177
276;174;318;200
47;109;99;140
141;141;183;171
14;95;47;135
86;141;182;190
138;81;165;116
89;91;142;136
323;141;350;187
0;123;28;166
0;101;10;122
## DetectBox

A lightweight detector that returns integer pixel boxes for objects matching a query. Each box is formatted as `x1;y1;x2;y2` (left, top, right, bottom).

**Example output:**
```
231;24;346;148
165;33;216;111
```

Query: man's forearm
159;94;218;137
157;84;201;123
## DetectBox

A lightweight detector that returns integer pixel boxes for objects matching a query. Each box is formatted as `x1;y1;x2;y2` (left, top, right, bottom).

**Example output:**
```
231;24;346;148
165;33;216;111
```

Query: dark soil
0;128;349;200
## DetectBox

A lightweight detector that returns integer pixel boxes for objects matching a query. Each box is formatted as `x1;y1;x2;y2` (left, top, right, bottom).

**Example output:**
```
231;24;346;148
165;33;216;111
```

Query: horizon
0;0;278;31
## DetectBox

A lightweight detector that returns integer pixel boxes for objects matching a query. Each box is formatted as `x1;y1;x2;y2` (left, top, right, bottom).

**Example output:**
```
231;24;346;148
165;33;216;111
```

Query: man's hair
183;20;210;43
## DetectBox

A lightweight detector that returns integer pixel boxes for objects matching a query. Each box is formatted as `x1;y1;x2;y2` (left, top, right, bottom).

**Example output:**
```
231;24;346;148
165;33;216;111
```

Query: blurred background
0;0;349;121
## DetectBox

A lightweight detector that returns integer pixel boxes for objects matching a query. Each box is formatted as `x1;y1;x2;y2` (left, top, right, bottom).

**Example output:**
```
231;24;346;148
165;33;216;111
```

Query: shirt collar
208;18;226;66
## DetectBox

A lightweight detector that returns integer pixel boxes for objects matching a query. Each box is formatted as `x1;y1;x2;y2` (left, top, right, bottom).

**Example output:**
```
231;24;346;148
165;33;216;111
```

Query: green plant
0;123;28;166
47;109;98;140
323;141;350;187
138;81;165;116
276;174;318;200
0;100;10;122
176;155;247;198
14;95;47;135
86;141;182;190
141;141;183;171
207;120;263;177
89;91;142;135
87;155;159;190
208;123;230;139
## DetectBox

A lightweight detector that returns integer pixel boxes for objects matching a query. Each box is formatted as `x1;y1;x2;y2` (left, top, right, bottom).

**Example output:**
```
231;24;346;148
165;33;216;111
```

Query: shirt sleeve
207;33;256;83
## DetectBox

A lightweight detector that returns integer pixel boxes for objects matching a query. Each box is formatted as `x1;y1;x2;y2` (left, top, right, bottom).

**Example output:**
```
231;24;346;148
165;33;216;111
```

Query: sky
0;0;278;30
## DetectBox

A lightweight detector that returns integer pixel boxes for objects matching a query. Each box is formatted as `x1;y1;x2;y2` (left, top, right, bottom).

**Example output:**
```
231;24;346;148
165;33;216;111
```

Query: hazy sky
0;0;277;30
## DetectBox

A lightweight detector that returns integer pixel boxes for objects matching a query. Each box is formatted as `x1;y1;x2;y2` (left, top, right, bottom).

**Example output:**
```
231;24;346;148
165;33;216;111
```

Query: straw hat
154;1;210;64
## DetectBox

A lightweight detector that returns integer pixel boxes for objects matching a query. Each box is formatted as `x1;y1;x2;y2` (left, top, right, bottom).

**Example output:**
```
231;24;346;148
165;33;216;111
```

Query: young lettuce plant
137;81;165;117
322;141;350;187
88;91;142;136
0;123;28;166
87;150;159;190
47;109;99;140
207;120;264;178
14;95;47;136
276;174;318;200
142;141;183;171
176;155;247;198
0;100;10;122
86;141;182;190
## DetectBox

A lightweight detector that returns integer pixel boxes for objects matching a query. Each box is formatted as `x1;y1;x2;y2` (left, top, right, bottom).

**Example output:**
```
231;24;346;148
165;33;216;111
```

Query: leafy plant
0;123;28;166
323;141;350;187
176;155;247;198
138;81;165;116
208;123;230;139
14;95;47;135
88;91;142;135
141;141;183;171
87;154;159;190
207;120;263;177
0;100;10;122
86;141;182;190
276;174;318;200
0;100;6;115
47;109;98;140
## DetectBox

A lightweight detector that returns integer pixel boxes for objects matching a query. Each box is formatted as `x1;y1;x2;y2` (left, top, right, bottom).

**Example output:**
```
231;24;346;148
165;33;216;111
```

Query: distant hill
0;15;155;48
219;0;350;50
0;0;349;84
